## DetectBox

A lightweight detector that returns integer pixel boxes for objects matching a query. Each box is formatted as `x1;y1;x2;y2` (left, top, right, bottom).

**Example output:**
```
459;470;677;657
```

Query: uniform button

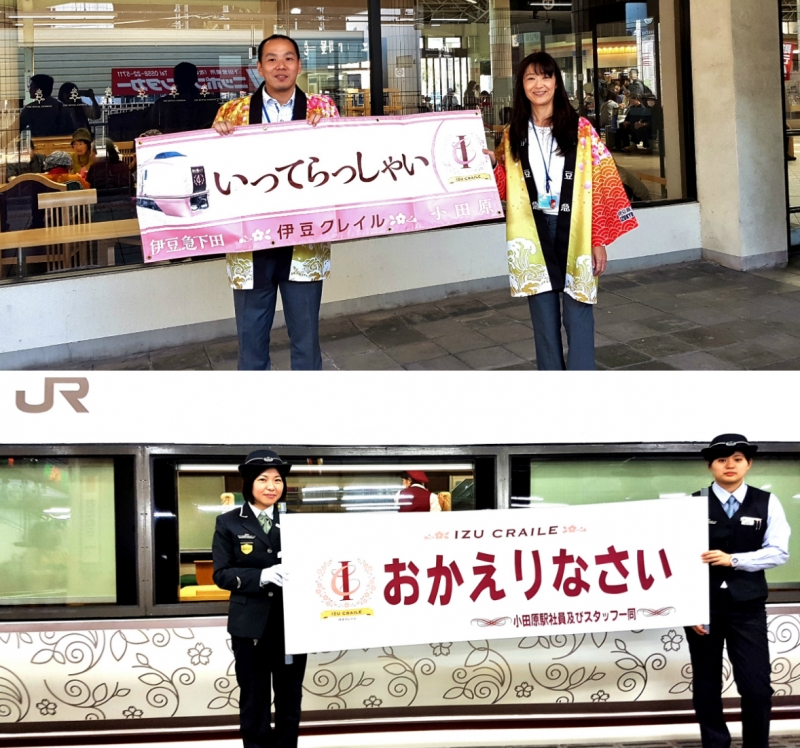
268;592;274;597
267;549;273;554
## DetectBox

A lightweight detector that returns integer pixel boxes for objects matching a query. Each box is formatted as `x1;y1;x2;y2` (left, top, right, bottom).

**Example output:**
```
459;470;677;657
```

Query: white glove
260;564;285;588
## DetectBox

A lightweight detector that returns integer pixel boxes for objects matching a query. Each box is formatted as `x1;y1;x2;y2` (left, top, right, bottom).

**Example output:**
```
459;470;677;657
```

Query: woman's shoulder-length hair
508;51;580;161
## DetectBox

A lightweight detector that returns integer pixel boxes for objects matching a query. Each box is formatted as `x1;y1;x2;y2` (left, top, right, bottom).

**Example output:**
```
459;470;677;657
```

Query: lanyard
531;120;555;193
263;95;294;124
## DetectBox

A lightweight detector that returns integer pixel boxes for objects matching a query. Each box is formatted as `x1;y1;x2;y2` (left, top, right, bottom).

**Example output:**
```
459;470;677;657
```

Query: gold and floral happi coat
213;91;339;290
496;117;638;304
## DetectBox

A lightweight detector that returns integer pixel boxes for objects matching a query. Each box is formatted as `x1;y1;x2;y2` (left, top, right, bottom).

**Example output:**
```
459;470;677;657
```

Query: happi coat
495;117;638;303
213;87;339;290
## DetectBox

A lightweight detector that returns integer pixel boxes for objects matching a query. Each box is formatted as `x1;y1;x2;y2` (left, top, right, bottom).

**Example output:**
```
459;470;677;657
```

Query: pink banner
135;111;503;262
111;67;257;96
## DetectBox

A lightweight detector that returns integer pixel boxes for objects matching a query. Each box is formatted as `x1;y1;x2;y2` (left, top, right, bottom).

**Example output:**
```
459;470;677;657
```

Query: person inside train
212;449;306;748
396;470;442;512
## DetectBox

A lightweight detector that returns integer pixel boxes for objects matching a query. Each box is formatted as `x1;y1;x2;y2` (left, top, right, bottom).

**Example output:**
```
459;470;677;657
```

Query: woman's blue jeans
526;214;596;371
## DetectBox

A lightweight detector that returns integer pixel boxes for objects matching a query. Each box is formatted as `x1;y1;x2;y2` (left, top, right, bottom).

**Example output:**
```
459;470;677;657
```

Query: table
179;584;230;601
0;218;140;275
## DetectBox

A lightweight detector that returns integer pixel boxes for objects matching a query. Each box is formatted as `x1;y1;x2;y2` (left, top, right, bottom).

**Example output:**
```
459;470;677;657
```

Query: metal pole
367;0;384;115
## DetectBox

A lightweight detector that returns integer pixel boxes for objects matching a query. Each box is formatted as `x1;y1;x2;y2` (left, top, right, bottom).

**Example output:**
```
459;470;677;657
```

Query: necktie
724;496;738;519
258;512;272;533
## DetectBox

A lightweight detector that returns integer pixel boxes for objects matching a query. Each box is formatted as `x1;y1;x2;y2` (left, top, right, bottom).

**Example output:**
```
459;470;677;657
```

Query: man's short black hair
30;74;54;97
173;62;198;92
258;34;301;62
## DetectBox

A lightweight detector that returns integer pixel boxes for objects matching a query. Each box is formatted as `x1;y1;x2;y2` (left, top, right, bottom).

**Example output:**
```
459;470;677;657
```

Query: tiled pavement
52;256;800;371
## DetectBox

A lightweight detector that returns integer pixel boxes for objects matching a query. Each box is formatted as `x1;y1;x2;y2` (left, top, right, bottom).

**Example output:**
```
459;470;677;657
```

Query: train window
0;456;137;608
510;455;800;588
152;455;496;606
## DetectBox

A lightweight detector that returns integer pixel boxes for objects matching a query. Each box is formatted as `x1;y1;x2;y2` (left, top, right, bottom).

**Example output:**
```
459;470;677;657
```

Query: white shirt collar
264;87;296;110
250;503;274;520
712;482;748;503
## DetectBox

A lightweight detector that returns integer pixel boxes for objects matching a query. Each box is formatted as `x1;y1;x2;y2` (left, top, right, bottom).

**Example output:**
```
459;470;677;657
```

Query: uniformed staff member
687;435;791;748
397;470;442;513
212;449;306;748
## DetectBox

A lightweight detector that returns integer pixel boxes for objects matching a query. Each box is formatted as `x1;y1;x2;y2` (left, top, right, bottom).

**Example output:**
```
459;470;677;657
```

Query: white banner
281;498;709;654
135;110;502;262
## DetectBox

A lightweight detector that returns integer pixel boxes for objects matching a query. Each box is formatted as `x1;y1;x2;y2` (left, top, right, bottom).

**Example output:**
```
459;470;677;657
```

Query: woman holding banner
486;52;638;370
212;450;306;748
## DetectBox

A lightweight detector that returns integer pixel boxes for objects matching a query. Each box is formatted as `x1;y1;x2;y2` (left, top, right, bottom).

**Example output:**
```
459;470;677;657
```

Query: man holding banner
213;35;339;371
688;435;791;748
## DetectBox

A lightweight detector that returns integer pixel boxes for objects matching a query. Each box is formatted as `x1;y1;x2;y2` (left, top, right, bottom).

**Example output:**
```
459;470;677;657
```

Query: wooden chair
38;189;97;270
636;172;668;199
194;560;215;586
383;88;403;115
115;141;136;168
340;90;366;117
32;136;74;156
0;175;66;277
362;89;403;116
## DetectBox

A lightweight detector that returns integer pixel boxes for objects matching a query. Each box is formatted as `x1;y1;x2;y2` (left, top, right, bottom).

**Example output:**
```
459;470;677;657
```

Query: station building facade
0;0;788;367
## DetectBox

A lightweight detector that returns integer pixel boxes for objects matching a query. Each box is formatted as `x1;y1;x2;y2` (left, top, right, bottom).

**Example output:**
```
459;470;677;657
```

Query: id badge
538;193;559;211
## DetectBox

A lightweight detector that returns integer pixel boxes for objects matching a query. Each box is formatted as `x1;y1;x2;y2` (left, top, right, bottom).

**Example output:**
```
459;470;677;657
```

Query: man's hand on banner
213;120;235;136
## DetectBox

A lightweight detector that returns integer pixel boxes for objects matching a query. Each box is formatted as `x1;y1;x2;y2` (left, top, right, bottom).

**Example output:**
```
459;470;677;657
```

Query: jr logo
331;560;361;601
453;135;477;170
16;377;90;414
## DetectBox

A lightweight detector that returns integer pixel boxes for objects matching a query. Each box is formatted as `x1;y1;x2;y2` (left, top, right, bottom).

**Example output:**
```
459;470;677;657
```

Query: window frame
4;437;797;624
507;441;800;603
0;0;697;290
0;445;146;621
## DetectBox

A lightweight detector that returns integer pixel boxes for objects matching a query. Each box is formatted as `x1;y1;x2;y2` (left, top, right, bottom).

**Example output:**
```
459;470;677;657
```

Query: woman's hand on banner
592;245;608;276
701;550;732;567
213;121;235;136
691;624;709;636
482;148;497;168
262;564;286;587
308;113;324;127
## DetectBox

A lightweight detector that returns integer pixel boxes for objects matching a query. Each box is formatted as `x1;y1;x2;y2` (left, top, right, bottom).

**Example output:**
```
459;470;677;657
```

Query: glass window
379;0;690;203
782;7;800;246
510;455;800;586
0;0;692;284
152;455;494;606
0;457;118;606
0;0;370;280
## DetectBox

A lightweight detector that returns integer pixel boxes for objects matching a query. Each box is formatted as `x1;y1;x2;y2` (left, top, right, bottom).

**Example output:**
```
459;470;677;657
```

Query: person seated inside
20;74;73;137
127;128;162;174
442;88;459;110
43;151;89;188
87;142;132;193
617;94;652;152
70;128;96;180
146;62;220;134
614;162;652;203
58;82;102;133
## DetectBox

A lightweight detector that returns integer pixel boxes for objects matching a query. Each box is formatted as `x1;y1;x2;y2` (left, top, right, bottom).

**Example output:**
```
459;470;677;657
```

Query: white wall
0;203;701;359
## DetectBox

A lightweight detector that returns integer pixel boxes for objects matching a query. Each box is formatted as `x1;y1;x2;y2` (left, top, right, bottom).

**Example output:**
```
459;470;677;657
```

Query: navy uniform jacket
212;502;284;640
